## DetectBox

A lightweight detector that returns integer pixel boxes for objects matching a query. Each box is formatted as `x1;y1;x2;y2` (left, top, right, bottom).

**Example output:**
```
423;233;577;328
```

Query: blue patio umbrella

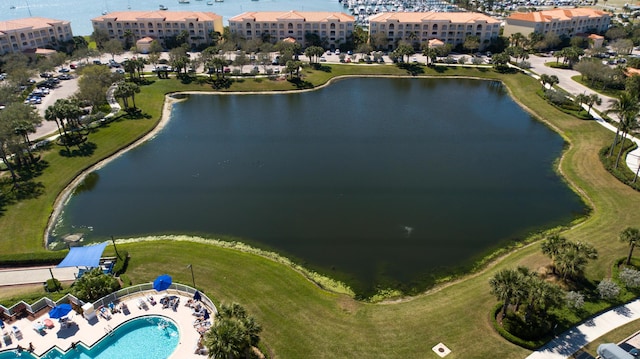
49;304;73;319
153;274;172;291
193;290;201;301
203;309;210;320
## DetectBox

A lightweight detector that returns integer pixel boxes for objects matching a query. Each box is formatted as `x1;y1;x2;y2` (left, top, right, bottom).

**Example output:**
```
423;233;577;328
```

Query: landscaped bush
599;143;640;191
0;251;68;267
45;278;62;292
111;250;129;276
502;312;553;341
491;304;543;350
70;268;120;302
565;291;585;309
597;279;620;300
619;267;640;288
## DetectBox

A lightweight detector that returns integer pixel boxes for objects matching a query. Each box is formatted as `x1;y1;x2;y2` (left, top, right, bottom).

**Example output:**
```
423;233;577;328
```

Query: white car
335;49;341;55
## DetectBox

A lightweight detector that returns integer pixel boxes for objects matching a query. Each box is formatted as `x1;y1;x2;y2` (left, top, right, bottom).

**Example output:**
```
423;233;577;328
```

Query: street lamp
187;264;196;288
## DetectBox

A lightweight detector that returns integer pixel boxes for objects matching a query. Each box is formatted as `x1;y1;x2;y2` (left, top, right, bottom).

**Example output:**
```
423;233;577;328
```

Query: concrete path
526;298;640;359
519;56;640;358
0;266;77;286
524;55;640;176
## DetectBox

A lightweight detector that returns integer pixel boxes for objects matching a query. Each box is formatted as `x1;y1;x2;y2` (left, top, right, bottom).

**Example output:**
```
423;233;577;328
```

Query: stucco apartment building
503;8;610;39
228;11;355;48
91;11;223;48
368;12;500;51
0;17;73;55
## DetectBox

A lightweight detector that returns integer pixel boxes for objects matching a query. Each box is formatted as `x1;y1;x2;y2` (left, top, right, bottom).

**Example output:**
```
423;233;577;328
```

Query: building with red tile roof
91;11;223;49
229;11;355;49
503;8;610;39
368;12;500;51
0;17;73;55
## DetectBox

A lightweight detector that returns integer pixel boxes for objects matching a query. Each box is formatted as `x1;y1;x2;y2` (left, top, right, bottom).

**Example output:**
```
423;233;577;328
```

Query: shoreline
42;73;589;301
44;94;183;248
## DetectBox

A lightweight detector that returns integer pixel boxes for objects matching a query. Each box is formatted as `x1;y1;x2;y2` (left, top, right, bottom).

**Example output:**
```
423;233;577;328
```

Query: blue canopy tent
57;242;109;278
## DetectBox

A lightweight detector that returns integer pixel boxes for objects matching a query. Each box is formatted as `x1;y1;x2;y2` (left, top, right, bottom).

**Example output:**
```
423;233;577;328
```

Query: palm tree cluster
114;82;140;112
0;102;42;188
489;267;563;321
620;227;640;265
44;98;86;148
203;303;262;359
606;92;640;169
541;235;598;281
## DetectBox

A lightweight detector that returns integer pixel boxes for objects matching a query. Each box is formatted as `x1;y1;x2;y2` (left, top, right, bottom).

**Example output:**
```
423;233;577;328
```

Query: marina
341;0;460;26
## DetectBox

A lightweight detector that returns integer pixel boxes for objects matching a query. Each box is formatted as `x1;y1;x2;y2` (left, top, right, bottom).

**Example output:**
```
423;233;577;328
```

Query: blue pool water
0;316;179;359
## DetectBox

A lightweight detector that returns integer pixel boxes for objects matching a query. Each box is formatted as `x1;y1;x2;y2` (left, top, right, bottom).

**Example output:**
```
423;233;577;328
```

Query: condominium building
0;17;73;55
228;11;355;48
503;8;610;39
368;12;500;51
91;11;223;49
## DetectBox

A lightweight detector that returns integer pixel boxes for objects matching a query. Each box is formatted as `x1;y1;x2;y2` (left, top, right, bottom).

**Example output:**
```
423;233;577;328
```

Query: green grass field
1;64;640;358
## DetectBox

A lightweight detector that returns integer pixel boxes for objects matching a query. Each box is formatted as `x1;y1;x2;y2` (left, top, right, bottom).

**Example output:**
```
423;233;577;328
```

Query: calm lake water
2;0;345;36
52;78;585;296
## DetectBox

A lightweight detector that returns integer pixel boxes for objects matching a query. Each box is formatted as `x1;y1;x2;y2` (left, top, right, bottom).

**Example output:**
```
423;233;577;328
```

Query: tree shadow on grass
13;180;45;200
311;64;332;72
432;65;449;73
123;108;151;120
17;160;49;181
397;63;425;76
288;78;314;89
59;141;97;158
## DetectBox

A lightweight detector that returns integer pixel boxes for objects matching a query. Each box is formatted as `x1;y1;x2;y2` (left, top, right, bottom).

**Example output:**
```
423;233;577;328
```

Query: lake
51;78;585;296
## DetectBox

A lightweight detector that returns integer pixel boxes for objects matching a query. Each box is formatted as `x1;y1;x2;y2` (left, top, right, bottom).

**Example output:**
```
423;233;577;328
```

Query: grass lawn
2;63;640;358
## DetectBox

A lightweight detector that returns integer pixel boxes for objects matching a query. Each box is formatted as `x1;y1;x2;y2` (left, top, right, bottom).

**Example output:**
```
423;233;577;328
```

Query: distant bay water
2;0;345;36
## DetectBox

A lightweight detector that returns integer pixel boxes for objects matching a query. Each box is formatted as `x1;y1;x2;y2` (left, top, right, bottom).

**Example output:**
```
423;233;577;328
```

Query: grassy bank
1;63;640;357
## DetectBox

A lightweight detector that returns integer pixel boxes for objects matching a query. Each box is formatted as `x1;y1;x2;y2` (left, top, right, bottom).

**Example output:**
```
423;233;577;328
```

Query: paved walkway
523;55;640;176
521;56;640;358
0;267;77;286
526;298;640;359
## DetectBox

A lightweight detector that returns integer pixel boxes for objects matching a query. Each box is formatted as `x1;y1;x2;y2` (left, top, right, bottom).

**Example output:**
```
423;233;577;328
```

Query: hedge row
490;303;542;350
0;251;68;268
599;142;640;192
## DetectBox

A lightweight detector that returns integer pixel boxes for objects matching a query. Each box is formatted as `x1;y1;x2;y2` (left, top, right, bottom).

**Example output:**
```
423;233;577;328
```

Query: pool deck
0;291;208;358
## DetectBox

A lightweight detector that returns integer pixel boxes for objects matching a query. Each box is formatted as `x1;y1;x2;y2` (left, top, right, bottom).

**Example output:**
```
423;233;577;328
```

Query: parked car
58;74;72;80
58;68;70;73
115;68;125;74
320;56;327;62
335;49;341;55
70;63;77;69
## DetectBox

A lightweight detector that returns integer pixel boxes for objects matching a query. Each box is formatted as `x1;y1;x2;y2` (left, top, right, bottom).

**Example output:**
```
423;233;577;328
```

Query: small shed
597;343;634;359
136;36;155;54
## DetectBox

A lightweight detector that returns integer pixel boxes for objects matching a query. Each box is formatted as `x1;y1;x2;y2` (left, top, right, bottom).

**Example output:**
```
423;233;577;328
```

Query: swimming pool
0;316;179;359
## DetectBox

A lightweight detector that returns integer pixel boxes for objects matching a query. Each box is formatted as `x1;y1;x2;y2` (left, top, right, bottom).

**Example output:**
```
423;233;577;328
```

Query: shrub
458;56;467;64
45;278;62;292
619;267;640;288
518;61;531;69
70;268;121;302
565;291;585;309
111;250;129;276
598;279;620;300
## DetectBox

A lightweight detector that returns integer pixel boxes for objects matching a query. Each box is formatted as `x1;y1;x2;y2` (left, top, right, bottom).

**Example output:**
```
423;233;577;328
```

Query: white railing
0;282;217;321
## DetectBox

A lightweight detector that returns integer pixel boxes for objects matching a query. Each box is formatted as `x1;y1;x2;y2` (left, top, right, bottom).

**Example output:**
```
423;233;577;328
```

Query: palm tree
621;227;640;265
575;93;589;108
489;268;521;319
586;93;602;114
541;234;567;274
204;303;262;359
614;112;639;168
554;241;598;280
606;92;639;158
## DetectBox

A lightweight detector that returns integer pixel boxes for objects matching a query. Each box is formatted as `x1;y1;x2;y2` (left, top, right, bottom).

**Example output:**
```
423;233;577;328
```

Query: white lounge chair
11;326;22;340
